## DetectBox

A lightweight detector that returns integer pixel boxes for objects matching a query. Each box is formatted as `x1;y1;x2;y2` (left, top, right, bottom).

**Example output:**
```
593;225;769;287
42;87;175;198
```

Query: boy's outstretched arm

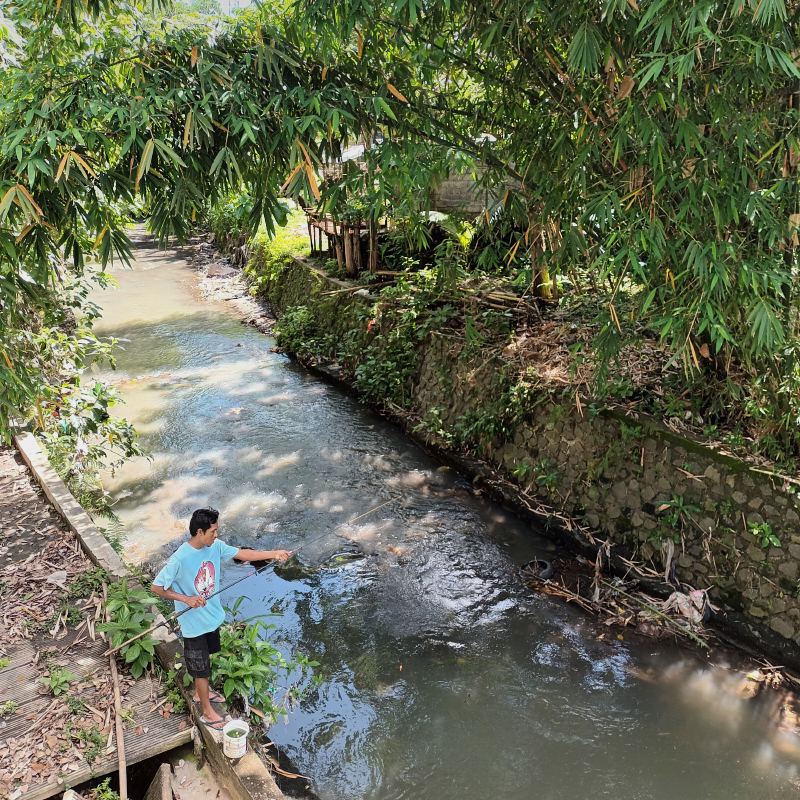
233;548;292;562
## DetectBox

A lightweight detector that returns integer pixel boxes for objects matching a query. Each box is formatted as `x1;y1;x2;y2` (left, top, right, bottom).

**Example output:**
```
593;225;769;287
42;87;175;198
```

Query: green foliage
67;567;108;598
750;521;781;549
620;423;643;447
5;0;800;465
657;494;701;530
534;459;559;490
98;579;159;679
163;669;188;714
0;700;18;716
39;666;78;696
126;564;172;619
0;657;8;669
273;306;320;360
354;330;418;405
39;381;145;518
76;724;105;764
323;257;348;281
245;210;311;292
67;696;86;714
648;527;680;546
208;191;256;263
87;778;120;800
352;273;459;405
211;597;319;726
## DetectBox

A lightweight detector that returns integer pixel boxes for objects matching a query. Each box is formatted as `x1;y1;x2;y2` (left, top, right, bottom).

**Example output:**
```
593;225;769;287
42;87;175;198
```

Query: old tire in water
521;559;554;581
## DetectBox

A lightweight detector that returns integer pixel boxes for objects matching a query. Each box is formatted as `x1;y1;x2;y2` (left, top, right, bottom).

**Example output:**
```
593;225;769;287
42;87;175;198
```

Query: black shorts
183;628;221;679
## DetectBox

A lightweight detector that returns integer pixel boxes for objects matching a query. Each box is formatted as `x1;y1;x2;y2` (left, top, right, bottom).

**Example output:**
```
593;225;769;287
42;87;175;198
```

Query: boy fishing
151;507;290;730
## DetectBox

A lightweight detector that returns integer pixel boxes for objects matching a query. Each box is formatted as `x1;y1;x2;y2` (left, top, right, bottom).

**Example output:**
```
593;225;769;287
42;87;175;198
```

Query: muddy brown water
91;235;800;799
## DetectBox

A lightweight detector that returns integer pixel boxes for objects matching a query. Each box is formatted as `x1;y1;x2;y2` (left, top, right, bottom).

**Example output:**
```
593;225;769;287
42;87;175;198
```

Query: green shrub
273;306;320;359
208;192;256;265
39;381;145;521
211;598;320;726
39;666;78;696
245;209;311;292
99;579;160;678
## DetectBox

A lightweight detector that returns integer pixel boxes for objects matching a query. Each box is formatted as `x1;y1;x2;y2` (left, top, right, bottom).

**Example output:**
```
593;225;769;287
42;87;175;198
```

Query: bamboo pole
109;652;127;800
102;583;128;800
353;220;363;274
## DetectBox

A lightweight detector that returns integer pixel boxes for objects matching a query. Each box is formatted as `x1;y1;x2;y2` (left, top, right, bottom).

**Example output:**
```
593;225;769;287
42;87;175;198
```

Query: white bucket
222;719;249;759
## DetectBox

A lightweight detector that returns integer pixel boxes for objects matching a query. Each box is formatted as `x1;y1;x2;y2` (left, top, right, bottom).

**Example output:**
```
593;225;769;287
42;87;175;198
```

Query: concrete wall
432;167;491;216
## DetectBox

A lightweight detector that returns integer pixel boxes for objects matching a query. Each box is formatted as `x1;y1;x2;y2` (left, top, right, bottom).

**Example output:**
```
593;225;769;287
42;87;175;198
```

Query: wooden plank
20;724;192;800
3;637;192;800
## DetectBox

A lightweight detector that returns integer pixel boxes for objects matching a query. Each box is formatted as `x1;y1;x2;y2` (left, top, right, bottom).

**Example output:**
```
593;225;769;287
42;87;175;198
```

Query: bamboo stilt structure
343;225;356;277
335;220;344;270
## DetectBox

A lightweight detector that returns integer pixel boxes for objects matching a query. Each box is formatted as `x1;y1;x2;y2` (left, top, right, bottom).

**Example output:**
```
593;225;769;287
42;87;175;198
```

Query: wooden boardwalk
1;640;192;800
0;449;192;800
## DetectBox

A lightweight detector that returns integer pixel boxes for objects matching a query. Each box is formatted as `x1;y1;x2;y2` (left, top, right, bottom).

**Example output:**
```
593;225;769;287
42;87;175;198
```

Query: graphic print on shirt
194;560;216;598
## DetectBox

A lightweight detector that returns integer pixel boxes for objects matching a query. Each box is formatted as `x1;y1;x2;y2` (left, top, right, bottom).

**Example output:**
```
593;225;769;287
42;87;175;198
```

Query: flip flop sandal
193;690;226;704
200;715;227;731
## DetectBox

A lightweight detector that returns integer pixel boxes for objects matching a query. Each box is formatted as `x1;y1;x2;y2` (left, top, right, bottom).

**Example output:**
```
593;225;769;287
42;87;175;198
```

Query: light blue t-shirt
154;539;239;638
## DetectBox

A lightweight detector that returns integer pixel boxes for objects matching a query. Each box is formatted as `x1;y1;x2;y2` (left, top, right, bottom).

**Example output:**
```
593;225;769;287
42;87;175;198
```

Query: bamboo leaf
183;110;193;149
387;82;409;103
281;163;302;192
71;152;97;178
55;151;70;182
305;163;320;200
15;185;42;218
135;139;155;193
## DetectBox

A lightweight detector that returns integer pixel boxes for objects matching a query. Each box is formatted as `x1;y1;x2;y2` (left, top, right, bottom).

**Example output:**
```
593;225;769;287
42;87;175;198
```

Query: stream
92;235;800;799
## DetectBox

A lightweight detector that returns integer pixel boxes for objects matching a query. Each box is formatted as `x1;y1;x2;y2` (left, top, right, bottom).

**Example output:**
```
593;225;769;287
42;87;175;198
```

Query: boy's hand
184;595;207;608
272;550;292;562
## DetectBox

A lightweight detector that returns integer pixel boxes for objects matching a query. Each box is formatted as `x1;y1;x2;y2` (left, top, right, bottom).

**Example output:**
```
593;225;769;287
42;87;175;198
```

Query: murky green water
93;235;800;799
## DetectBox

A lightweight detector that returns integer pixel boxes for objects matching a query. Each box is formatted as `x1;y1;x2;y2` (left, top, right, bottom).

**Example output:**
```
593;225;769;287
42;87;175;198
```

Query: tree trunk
343;226;356;278
353;221;362;274
368;217;378;273
531;261;552;299
335;231;344;270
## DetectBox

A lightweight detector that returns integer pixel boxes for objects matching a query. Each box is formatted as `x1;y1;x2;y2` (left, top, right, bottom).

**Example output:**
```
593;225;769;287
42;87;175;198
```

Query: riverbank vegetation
2;0;800;476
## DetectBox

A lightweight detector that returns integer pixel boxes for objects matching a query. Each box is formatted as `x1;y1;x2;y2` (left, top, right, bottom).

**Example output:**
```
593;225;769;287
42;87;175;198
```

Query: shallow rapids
92;235;800;799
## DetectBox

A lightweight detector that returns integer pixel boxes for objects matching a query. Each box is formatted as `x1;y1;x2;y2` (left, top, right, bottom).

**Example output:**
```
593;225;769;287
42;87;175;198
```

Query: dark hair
189;507;219;536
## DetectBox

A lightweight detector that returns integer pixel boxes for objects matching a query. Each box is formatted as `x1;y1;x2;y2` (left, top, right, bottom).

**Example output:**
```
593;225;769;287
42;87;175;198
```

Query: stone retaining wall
413;337;800;644
261;257;800;658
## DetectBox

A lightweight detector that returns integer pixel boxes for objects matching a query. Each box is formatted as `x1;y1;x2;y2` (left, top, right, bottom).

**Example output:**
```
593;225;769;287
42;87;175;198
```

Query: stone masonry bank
258;255;800;662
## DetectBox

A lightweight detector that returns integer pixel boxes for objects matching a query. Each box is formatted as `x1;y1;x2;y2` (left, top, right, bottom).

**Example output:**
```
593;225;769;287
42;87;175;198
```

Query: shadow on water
92;239;800;800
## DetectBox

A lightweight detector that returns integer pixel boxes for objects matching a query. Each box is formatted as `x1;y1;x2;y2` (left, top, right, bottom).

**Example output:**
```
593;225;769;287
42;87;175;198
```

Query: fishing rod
104;496;400;656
